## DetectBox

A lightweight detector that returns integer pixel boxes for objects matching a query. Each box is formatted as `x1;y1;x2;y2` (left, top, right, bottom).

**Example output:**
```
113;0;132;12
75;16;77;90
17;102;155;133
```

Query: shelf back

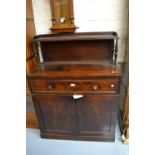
33;32;118;64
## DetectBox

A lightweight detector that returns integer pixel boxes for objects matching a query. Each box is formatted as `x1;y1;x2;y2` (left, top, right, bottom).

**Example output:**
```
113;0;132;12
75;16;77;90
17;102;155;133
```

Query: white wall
32;0;128;62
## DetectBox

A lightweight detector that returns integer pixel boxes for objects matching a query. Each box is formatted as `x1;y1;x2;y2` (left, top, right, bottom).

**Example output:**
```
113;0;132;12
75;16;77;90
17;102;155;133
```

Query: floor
26;121;129;155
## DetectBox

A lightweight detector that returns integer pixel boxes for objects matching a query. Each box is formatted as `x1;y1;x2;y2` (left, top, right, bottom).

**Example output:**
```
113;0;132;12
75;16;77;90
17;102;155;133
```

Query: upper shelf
33;32;119;42
33;32;119;63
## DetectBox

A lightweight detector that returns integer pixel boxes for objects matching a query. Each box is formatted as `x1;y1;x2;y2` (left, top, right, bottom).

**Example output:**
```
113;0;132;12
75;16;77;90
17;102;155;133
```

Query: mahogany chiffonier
27;32;122;141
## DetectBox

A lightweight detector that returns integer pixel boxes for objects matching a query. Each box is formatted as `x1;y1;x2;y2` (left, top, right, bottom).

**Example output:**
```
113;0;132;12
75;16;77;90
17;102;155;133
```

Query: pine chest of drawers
27;32;122;141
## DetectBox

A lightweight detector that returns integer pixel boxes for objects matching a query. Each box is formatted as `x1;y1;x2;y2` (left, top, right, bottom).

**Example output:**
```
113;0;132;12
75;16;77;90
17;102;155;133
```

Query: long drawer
30;79;119;94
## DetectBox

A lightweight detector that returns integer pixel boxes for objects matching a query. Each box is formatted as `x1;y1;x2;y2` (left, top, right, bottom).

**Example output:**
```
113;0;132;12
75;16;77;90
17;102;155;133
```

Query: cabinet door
32;94;75;136
75;95;118;140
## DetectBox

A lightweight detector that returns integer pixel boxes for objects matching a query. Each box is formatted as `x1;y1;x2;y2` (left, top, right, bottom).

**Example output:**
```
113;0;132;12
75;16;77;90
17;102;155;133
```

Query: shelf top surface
33;32;119;42
27;62;122;79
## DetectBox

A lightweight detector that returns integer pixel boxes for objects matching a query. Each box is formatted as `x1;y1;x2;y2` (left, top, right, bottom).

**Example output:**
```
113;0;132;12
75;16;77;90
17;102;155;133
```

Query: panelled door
32;94;118;140
32;94;76;136
74;95;118;138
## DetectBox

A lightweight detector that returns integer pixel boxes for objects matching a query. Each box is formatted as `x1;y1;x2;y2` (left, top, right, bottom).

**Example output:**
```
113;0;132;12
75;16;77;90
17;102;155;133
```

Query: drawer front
30;79;119;94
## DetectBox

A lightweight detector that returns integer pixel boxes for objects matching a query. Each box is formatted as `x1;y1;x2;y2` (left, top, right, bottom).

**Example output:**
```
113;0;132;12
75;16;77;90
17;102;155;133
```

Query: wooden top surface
27;62;122;79
33;32;118;42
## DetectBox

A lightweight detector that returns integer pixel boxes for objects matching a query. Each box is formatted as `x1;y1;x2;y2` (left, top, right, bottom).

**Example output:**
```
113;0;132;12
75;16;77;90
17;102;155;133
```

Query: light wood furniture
50;0;77;32
26;0;38;128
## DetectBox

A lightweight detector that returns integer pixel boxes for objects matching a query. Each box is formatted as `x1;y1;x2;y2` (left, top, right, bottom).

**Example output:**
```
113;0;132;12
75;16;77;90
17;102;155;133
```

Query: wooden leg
121;128;129;144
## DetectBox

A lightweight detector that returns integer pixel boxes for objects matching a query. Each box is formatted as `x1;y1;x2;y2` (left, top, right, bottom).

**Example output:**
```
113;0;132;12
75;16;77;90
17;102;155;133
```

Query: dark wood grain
27;63;122;79
32;94;76;135
30;79;119;94
32;94;118;141
75;95;118;139
28;32;122;141
33;32;118;42
41;40;113;62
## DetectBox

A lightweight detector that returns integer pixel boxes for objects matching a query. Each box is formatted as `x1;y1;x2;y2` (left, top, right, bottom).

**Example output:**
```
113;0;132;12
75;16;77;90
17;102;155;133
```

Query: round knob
70;83;76;87
48;84;52;90
93;85;98;90
110;84;115;88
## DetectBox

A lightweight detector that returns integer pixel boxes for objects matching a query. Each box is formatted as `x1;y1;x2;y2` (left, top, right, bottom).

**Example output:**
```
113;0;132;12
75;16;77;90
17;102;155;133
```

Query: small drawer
30;79;119;94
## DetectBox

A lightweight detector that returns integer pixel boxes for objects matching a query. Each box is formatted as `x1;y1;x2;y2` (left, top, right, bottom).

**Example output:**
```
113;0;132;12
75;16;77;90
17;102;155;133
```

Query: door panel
75;95;118;137
32;94;75;135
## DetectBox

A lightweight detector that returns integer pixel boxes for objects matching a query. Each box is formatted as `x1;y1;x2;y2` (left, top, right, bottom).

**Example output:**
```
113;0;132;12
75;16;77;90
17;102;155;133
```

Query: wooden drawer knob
110;84;115;88
93;85;98;90
48;84;52;90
